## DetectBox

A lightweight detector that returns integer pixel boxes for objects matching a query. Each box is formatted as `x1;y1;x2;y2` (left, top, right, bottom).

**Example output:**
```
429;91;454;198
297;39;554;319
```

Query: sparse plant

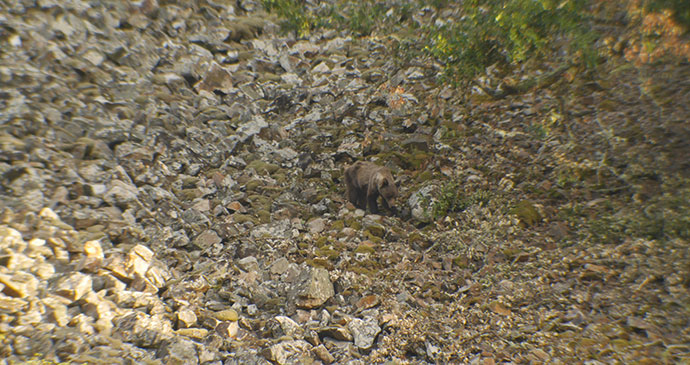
426;182;490;220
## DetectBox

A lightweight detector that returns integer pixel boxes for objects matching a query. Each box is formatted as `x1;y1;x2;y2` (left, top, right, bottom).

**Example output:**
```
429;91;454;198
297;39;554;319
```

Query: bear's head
379;177;398;212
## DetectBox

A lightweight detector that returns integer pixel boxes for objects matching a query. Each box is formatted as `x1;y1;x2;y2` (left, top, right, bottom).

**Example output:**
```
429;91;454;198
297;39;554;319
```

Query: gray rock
177;307;197;328
192;229;222;250
269;257;290;275
267;315;304;339
54;272;92;302
237;256;260;273
263;340;312;365
317;326;353;342
313;344;335;364
156;337;199;365
251;219;292;239
408;185;436;222
237;116;268;142
127;244;154;277
306;218;327;234
0;295;28;313
102;179;139;208
347;317;381;350
113;312;173;347
290;266;334;309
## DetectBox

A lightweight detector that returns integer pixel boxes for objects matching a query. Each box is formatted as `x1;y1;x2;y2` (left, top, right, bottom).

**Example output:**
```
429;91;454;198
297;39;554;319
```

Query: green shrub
428;182;490;220
642;0;690;29
424;0;598;82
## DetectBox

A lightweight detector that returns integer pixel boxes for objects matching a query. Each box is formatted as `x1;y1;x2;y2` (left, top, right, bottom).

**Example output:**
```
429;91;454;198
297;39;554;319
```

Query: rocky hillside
1;0;689;364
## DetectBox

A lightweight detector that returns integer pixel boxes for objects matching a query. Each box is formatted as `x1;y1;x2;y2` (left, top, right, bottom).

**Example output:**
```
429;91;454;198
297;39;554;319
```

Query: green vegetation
263;0;689;86
426;182;491;220
264;0;598;84
641;0;690;29
424;0;597;83
264;0;690;242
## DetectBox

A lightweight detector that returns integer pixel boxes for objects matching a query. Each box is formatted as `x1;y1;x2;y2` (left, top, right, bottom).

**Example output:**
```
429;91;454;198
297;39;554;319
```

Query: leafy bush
642;0;690;29
428;182;490;220
424;0;598;82
264;0;599;84
262;0;315;37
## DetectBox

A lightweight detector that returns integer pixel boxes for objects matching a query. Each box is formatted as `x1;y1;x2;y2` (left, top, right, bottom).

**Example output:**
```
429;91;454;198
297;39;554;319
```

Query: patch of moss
354;244;376;254
263;298;283;311
501;248;522;259
416;170;433;183
345;218;362;230
298;241;310;249
306;258;332;269
315;236;329;248
257;210;271;224
179;188;202;200
246;160;281;175
387;150;430;170
331;220;344;231
452;255;468;268
511;200;542;227
364;231;382;244
245;178;263;192
408;231;424;244
248;194;271;209
348;266;374;276
330;169;343;180
365;224;385;238
316;246;340;260
273;173;287;184
232;214;258;225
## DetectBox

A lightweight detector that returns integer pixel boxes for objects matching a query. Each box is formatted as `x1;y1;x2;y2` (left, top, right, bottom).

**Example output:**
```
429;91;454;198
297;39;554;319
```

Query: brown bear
344;161;398;215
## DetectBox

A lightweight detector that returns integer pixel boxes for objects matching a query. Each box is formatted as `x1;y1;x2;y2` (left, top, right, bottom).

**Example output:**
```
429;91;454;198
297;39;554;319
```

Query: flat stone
80;240;104;271
0;293;28;313
177;307;197;328
269;257;290;275
176;328;209;339
347;317;381;350
99;272;127;291
306;218;327;234
192;230;221;250
214;309;239;322
84;240;104;258
131;274;159;293
42;297;69;326
0;272;39;298
0;226;24;250
127;244;154;277
215;321;239;339
268;315;303;339
292;267;334;309
103;179;140;208
237;256;260;273
145;263;170;289
312;344;335;364
113;312;173;347
1;252;34;271
32;262;55;280
195;62;234;94
156;337;199;365
104;253;130;280
263;340;312;365
81;291;116;324
54;272;92;301
317;326;352;342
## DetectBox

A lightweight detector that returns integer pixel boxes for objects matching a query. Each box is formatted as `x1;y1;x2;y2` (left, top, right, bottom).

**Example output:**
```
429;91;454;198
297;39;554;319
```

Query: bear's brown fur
344;161;398;215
